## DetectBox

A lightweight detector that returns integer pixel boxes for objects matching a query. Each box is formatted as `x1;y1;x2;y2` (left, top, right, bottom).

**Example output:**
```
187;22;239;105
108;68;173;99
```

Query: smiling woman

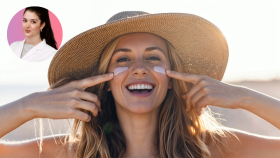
1;11;280;158
46;32;232;158
9;6;57;62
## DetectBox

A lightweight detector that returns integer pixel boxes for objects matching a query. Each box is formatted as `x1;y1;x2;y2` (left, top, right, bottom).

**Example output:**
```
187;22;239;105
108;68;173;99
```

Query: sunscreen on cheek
113;67;128;75
154;66;166;75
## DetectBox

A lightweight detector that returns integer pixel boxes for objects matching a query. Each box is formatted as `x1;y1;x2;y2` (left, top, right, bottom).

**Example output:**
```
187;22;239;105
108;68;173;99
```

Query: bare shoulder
210;127;280;158
0;134;74;158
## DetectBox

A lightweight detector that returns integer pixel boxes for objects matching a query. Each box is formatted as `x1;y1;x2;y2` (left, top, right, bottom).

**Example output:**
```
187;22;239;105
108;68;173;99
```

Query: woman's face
107;32;172;114
22;11;45;38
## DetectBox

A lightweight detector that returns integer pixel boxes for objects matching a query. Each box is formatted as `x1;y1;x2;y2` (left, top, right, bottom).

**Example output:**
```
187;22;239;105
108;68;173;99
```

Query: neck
116;106;160;158
25;34;42;46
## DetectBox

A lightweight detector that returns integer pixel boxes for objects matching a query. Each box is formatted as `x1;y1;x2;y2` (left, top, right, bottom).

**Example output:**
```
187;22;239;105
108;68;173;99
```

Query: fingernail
109;72;113;77
166;70;170;74
87;116;91;122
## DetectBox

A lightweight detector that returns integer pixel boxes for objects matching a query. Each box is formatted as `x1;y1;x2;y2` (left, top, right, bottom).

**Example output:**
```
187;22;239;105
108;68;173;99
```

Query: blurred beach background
1;0;280;142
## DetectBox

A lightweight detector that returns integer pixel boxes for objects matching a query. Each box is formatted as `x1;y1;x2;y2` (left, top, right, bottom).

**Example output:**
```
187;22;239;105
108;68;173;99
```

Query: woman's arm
0;96;53;158
0;97;35;139
0;73;113;157
238;87;280;129
216;127;280;158
222;88;280;158
166;70;280;128
1;73;113;139
230;87;280;158
165;70;280;158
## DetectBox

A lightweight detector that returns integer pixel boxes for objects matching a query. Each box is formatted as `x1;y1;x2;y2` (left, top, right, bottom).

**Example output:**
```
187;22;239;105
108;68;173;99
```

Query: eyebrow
23;18;38;21
113;46;165;56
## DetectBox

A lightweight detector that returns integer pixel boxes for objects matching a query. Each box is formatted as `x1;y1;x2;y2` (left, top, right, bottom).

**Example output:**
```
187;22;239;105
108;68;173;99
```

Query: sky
0;0;279;88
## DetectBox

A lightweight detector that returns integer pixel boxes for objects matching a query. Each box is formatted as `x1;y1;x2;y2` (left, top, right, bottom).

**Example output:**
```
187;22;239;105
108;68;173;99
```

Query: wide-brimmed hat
48;11;228;86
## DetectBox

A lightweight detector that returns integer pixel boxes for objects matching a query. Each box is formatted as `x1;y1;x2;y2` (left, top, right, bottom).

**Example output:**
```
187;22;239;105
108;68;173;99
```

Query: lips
25;30;31;33
124;80;156;97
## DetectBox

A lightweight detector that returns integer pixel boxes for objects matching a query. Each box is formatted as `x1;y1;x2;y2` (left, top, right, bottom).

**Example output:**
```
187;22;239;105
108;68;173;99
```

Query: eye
117;57;130;63
32;21;36;24
117;55;161;63
148;56;160;61
23;19;27;22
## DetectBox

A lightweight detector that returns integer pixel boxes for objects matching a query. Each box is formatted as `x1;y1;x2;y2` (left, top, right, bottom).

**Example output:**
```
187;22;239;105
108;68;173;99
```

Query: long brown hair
24;6;57;50
45;33;235;158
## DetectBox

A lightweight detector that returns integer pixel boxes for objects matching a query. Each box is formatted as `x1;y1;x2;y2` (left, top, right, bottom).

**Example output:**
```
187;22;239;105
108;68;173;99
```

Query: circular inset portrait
7;6;63;62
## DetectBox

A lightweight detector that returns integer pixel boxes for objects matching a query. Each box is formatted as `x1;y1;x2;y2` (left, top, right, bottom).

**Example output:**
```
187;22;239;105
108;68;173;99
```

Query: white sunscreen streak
154;66;166;75
114;67;128;75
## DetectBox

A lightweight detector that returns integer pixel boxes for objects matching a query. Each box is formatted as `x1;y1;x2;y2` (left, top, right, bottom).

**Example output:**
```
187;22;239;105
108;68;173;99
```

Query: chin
125;102;159;114
24;34;31;37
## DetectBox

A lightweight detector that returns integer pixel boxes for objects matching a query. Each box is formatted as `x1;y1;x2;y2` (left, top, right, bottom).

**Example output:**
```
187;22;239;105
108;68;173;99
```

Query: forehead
23;11;39;20
115;33;168;51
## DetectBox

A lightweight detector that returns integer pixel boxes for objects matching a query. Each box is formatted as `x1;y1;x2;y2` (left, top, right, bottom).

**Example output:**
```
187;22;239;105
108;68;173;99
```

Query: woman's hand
20;73;114;122
166;70;248;116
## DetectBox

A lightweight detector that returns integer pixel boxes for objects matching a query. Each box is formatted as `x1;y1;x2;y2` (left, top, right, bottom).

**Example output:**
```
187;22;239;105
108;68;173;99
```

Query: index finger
75;72;114;90
166;70;201;84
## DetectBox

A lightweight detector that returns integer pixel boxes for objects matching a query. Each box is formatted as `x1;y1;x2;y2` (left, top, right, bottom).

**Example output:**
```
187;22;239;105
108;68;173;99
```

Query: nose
131;59;149;77
26;21;30;28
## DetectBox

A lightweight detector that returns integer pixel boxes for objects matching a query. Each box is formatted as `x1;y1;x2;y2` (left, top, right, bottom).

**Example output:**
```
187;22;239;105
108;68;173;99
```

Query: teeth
128;84;154;90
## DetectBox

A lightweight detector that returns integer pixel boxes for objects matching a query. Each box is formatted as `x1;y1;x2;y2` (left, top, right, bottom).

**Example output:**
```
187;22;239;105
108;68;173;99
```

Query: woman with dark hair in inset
10;6;57;62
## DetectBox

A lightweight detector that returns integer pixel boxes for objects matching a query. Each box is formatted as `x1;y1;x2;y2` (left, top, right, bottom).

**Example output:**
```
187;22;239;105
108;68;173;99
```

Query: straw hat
48;11;229;86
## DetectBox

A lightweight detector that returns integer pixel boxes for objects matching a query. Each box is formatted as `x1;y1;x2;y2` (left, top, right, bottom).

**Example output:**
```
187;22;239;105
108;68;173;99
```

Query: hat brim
48;13;228;86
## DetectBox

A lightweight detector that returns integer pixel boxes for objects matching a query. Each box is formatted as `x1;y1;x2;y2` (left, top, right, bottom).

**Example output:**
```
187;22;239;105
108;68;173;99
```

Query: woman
1;11;280;158
9;6;57;62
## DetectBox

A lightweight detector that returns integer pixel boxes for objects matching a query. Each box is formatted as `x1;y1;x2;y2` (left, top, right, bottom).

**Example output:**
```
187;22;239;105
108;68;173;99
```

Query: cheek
109;77;124;95
152;65;169;88
154;66;166;75
113;67;128;76
109;66;129;90
32;24;40;30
